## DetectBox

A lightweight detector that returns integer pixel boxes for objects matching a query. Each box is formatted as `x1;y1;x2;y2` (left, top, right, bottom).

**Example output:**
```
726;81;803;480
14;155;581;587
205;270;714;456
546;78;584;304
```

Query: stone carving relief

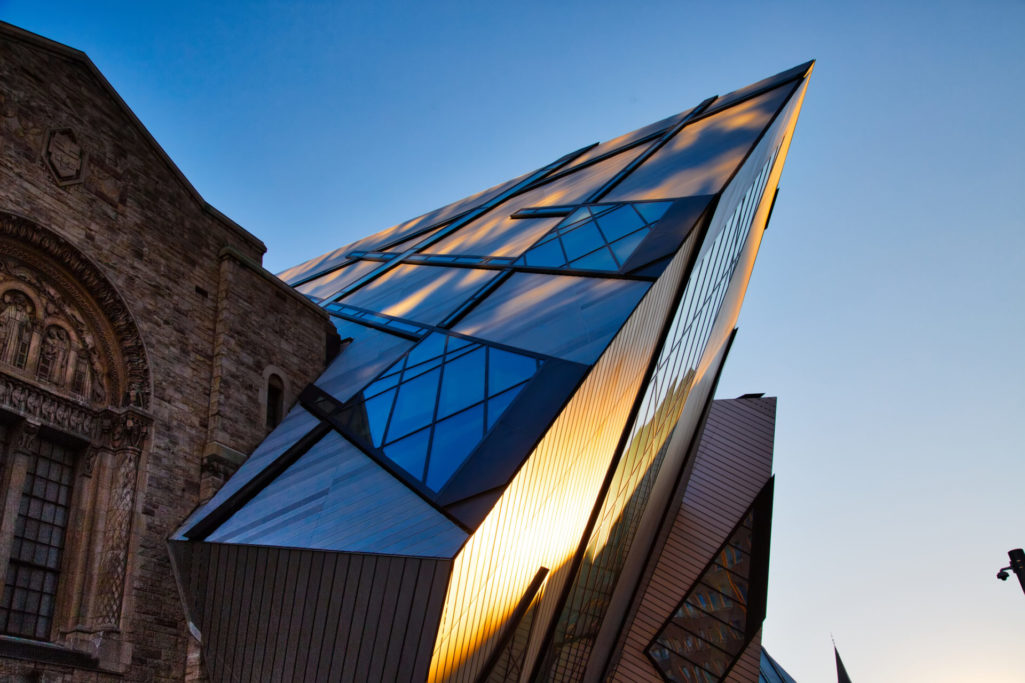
43;128;87;186
0;212;152;639
0;211;149;408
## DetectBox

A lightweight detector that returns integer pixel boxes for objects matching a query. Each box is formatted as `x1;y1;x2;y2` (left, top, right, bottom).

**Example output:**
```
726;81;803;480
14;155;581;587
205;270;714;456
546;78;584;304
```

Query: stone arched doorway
0;210;151;666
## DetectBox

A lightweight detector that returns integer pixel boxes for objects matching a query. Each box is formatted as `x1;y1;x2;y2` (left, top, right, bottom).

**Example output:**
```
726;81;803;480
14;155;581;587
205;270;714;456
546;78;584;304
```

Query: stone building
0;21;336;681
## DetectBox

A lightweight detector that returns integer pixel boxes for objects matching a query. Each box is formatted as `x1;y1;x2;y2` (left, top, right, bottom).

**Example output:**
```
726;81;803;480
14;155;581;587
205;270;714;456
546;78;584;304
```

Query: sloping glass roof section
514;201;673;271
277;169;533;286
452;273;650;365
317;318;416;402
605;82;796;202
205;430;467;556
333;332;544;493
427;145;648;258
294;258;380;302
337;264;499;323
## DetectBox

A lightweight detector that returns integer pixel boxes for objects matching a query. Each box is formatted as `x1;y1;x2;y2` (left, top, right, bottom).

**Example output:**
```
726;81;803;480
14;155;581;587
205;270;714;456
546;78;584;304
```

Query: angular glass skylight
515;201;672;271
342;333;543;492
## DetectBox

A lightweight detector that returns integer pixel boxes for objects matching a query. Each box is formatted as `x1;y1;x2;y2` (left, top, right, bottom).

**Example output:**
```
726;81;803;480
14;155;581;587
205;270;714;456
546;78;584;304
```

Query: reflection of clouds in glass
431;146;646;258
605;82;793;202
294;259;381;301
341;264;498;325
454;273;649;365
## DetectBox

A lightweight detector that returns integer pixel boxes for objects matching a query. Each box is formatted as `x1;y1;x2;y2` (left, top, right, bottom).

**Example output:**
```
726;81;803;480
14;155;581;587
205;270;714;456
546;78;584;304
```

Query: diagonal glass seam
325;143;597;304
287;212;472;289
297;385;473;534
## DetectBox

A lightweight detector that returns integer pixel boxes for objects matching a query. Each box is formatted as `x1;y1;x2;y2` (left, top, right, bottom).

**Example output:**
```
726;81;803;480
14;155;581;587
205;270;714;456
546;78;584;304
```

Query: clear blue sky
3;1;1023;680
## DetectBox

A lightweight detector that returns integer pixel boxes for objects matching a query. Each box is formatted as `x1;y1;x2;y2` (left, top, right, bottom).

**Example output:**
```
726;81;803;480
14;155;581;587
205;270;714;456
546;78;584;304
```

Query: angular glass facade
170;62;812;682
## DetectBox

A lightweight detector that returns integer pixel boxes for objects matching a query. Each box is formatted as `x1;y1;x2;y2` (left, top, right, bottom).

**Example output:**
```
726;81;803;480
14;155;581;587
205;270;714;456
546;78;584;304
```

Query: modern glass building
170;61;812;682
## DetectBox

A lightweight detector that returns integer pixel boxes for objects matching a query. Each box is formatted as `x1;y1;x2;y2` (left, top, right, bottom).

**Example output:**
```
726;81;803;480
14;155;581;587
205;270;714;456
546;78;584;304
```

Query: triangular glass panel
488;348;539;395
609;229;649;265
426;405;485;491
569;247;618;271
405;333;447;369
559;221;604;261
485;384;524;431
564;206;592;226
363;387;396;447
446;335;472;354
383;428;431;481
636;200;673;224
519;238;566;268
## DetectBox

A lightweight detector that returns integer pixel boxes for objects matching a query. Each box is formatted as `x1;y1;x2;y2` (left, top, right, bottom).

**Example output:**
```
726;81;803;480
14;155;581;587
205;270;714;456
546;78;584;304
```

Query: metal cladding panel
609;397;776;682
427;228;696;683
338;264;500;324
428;145;647;258
170;542;451;683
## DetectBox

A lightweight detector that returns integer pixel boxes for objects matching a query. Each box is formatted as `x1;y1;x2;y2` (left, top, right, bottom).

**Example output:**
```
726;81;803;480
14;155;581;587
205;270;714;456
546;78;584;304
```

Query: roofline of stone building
0;20;268;258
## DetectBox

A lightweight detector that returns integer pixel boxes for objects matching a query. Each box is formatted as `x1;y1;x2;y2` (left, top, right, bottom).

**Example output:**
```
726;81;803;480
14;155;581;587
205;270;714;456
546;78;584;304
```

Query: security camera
997;570;1010;581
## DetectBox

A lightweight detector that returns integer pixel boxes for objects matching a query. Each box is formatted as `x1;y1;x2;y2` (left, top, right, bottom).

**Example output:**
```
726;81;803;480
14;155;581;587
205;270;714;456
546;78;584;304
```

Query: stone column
93;409;149;629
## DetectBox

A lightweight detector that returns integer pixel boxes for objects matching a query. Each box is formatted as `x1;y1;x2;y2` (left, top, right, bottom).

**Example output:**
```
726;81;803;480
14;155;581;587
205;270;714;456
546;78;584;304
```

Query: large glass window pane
437;347;486;419
604;83;794;202
426;405;485;491
429;146;645;258
294;259;382;302
454;273;649;365
340;264;499;326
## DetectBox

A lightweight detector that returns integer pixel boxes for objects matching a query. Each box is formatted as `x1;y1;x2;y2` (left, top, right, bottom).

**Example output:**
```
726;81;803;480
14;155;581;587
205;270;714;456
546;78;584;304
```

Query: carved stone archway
0;210;153;667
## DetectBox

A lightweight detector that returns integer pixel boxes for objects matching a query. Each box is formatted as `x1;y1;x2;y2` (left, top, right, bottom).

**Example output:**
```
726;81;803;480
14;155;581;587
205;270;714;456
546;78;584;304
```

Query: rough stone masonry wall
204;249;334;490
0;28;332;682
